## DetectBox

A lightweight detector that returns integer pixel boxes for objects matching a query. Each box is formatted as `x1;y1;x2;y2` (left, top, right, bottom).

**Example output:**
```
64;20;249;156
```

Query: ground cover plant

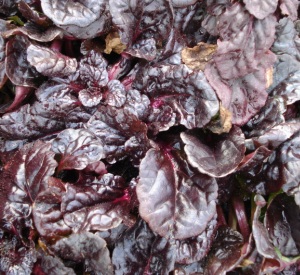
0;0;299;274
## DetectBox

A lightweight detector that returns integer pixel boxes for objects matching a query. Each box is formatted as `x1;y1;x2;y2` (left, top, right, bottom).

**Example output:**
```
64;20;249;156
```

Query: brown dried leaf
181;42;217;71
104;32;126;54
266;67;273;88
207;104;232;134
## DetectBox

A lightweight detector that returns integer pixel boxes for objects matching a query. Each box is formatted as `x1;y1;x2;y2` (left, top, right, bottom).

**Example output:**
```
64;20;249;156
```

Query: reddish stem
50;39;63;52
232;195;250;241
216;205;227;226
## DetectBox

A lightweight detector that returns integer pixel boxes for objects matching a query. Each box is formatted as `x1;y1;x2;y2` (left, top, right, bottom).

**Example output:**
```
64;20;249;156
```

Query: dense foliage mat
0;0;300;274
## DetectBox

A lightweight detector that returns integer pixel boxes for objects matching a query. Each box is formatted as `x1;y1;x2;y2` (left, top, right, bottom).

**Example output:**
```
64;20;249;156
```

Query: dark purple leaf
5;35;42;88
134;64;219;129
78;88;102;107
0;141;57;223
212;4;276;80
63;200;132;232
112;219;176;275
51;128;104;171
51;232;114;275
96;223;128;247
277;130;300;206
106;80;126;108
243;0;278;19
126;38;157;61
123;89;150;120
0;104;61;140
0;235;36;274
171;0;198;7
2;24;63;42
271;71;300;105
61;174;126;213
18;1;52;27
32;177;71;238
181;126;245;177
5;86;33;113
137;148;218;239
201;0;229;36
272;18;300;59
204;226;244;275
85;105;150;163
112;220;156;275
279;0;299;21
41;0;111;39
265;194;300;257
250;121;300;150
36;249;76;275
27;44;77;77
205;54;276;125
252;195;279;260
79;49;108;88
243;97;286;138
109;0;173;48
0;0;17;16
175;216;217;264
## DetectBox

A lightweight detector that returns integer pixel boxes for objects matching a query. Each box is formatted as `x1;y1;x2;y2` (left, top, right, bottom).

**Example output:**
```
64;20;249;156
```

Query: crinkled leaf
61;174;127;213
5;35;41;87
205;53;276;125
277;130;300;206
36;250;76;275
85;105;150;163
137;148;218;239
123;89;150;120
0;235;36;274
32;177;71;238
1;141;57;223
279;0;299;21
201;0;229;36
181;126;245;177
0;104;63;140
243;0;278;19
78;88;102;107
126;38;157;61
213;3;276;80
63;201;131;233
243;97;286;138
27;44;77;77
272;18;300;59
175;216;217;264
79;49;108;88
51;232;114;275
51;128;104;171
251;121;300;149
112;219;176;275
109;0;173;48
204;226;244;275
265;193;300;257
134;64;219;129
271;70;300;105
106;80;126;107
2;24;63;42
41;0;111;39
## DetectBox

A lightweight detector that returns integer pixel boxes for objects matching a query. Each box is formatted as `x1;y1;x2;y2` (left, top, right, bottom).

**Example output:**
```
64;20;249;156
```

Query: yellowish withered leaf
207;104;232;134
104;32;126;54
181;42;217;71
